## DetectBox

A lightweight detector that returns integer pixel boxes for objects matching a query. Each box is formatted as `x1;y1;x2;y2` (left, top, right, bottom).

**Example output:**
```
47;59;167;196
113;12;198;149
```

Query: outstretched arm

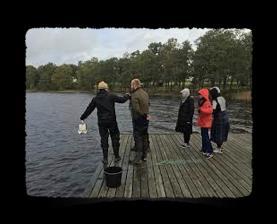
80;98;96;120
113;93;130;103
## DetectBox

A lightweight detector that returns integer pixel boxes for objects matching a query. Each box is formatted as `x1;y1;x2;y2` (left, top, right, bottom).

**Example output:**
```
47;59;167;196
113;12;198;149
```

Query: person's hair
131;79;141;89
209;88;220;100
98;81;108;90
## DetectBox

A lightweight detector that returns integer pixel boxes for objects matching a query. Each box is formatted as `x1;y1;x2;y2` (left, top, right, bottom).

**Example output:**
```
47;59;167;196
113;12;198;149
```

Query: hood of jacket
198;88;210;101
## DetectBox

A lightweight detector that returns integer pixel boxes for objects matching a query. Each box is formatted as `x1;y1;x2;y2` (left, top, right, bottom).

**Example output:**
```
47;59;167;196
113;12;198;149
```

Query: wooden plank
210;156;250;197
195;134;252;176
174;134;231;198
216;139;252;175
213;145;252;186
160;134;196;198
90;158;112;198
88;133;252;199
161;134;193;198
220;151;252;177
224;140;252;162
97;153;115;198
146;148;158;198
124;137;134;198
90;152;115;198
236;134;252;146
115;135;131;198
169;135;210;198
210;144;252;188
181;143;216;197
161;134;202;198
157;135;184;198
83;161;103;197
138;164;149;198
106;135;129;198
169;134;217;198
229;134;252;150
221;136;251;155
186;134;236;198
223;138;252;159
168;134;224;198
149;135;166;198
210;135;252;191
224;134;252;155
187;137;227;198
90;178;104;198
132;165;141;198
151;135;175;198
184;134;237;198
212;155;252;195
192;134;247;197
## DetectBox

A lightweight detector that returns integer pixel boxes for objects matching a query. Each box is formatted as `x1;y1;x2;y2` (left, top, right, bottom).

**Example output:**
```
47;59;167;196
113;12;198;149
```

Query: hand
81;120;84;123
146;114;151;120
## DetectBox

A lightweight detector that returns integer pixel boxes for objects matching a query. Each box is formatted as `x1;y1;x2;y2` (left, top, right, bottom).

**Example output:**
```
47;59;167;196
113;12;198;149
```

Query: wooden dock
83;133;252;199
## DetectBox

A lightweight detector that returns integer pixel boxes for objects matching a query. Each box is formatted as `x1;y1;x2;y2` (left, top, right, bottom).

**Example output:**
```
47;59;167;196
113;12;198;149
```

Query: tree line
26;29;252;93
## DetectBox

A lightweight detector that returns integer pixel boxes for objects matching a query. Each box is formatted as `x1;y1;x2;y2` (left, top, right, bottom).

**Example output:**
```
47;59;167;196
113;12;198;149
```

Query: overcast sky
26;28;246;67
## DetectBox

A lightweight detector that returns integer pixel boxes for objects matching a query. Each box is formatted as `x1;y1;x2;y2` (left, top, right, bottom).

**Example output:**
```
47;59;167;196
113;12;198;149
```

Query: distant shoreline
26;89;91;93
26;89;251;101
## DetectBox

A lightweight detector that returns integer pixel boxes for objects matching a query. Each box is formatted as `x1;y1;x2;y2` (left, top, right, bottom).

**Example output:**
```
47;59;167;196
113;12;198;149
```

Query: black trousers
133;116;149;159
98;121;120;160
183;132;191;144
132;118;150;151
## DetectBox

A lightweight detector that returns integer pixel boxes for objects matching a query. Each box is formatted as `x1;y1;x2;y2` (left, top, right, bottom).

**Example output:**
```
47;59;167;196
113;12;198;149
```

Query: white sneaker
180;143;190;148
206;153;214;159
214;148;223;154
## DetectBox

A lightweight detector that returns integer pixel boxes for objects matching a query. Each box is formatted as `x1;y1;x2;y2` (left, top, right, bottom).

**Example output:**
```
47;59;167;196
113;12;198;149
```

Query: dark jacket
80;89;129;124
130;87;149;120
210;96;230;144
175;96;194;133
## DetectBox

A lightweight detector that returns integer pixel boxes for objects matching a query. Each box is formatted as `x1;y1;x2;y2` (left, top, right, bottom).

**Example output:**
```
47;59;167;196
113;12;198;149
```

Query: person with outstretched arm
80;81;130;166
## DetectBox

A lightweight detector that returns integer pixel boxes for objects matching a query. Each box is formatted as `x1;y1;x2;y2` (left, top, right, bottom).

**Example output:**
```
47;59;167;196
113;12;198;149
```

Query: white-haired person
175;88;195;148
129;78;150;165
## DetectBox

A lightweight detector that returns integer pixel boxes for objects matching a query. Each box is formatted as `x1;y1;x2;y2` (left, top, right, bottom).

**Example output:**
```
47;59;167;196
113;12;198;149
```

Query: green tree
192;29;251;90
51;64;74;90
76;58;99;91
37;63;56;90
174;40;193;88
26;65;39;89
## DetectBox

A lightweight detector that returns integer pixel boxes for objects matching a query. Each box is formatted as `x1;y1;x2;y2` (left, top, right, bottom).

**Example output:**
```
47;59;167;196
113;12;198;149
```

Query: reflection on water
26;93;252;197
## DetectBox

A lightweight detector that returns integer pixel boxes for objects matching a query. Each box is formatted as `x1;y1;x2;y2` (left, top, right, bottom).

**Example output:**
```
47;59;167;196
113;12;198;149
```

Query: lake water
26;92;252;197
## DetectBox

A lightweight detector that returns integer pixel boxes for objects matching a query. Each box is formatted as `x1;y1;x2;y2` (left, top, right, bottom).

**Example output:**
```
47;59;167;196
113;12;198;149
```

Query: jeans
201;128;213;154
98;121;120;160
